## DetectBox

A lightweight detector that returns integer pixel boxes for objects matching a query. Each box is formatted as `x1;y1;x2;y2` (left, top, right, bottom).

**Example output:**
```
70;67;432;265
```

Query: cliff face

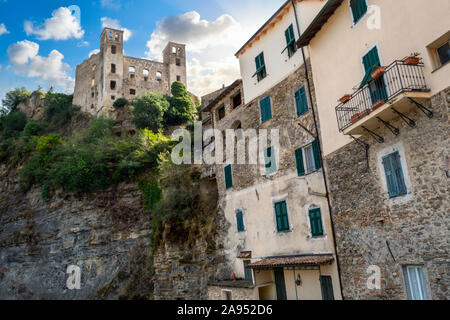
0;165;225;300
0;165;153;300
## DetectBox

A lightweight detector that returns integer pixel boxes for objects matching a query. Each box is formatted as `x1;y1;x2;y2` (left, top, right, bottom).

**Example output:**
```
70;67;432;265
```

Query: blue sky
0;0;285;103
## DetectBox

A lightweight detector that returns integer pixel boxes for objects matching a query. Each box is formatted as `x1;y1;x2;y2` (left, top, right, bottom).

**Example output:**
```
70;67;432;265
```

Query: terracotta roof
248;254;334;269
237;251;252;259
296;0;344;48
203;79;242;112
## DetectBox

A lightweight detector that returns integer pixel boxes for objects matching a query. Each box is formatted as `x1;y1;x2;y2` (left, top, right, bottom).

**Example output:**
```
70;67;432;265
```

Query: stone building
205;0;342;300
296;0;449;299
73;27;187;118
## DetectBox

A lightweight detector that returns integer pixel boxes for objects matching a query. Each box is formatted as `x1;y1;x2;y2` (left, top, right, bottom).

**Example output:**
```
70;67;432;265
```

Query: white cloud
77;40;89;47
101;17;132;41
89;49;100;57
0;23;9;35
101;0;121;10
7;40;75;91
145;11;243;96
24;7;84;40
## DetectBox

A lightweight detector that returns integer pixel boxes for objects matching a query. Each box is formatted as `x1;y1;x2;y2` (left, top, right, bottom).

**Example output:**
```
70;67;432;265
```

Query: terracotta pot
339;94;351;104
404;56;420;65
350;110;370;123
372;100;384;111
371;67;386;80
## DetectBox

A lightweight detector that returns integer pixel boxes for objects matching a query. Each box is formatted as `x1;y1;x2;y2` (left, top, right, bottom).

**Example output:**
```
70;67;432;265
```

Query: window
236;210;245;232
244;261;253;282
264;146;277;175
110;81;116;90
108;32;113;38
350;0;368;24
111;45;116;54
177;75;181;82
309;208;324;237
284;24;296;57
295;86;308;117
260;96;272;123
172;47;177;54
382;151;407;198
111;96;115;100
111;64;116;74
274;201;289;232
436;41;450;66
295;140;321;176
130;89;136;95
156;71;162;81
254;52;267;81
224;165;233;189
91;92;95;98
222;290;232;300
218;105;226;120
114;33;119;40
92;65;96;72
91;77;95;87
403;266;428;300
274;268;287;300
232;92;242;109
320;276;335;300
176;58;181;66
143;69;149;77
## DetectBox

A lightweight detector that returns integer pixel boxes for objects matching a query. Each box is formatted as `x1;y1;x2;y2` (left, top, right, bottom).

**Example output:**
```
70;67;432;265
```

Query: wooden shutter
244;260;253;282
312;139;322;170
360;46;381;88
236;210;244;232
285;25;295;45
274;269;287;300
392;152;407;196
260;96;272;122
224;165;233;189
309;208;323;237
320;276;335;300
295;87;308;117
350;0;368;24
295;148;305;176
383;154;398;197
275;201;289;232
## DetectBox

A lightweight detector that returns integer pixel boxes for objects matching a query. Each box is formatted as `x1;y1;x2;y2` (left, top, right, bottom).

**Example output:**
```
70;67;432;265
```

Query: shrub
132;93;169;132
1;87;31;113
36;134;62;153
22;120;45;137
1;111;28;137
44;92;80;126
165;82;195;126
113;98;128;108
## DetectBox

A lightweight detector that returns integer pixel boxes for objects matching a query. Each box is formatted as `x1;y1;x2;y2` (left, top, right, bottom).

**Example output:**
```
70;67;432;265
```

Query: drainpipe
290;0;344;300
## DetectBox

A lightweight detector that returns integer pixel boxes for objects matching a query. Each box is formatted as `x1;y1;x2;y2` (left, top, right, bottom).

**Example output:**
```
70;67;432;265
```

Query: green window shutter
244;260;253;282
360;46;381;88
224;165;233;189
275;201;289;232
295;87;308;117
255;54;261;71
383;154;398;197
260;96;272;123
320;276;335;300
285;25;295;45
309;208;323;237
295;148;305;176
236;210;245;232
350;0;368;24
392;152;407;195
312;139;322;170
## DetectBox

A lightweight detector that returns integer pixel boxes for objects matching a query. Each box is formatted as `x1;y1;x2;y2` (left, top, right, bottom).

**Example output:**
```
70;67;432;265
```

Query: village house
206;0;342;300
297;0;449;299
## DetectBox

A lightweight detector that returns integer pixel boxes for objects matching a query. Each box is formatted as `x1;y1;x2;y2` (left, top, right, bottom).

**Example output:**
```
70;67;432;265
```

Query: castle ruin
73;28;187;117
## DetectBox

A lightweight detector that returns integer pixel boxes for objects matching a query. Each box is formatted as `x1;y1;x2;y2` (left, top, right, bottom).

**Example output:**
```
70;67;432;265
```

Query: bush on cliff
165;82;195;126
1;87;31;114
132;93;168;132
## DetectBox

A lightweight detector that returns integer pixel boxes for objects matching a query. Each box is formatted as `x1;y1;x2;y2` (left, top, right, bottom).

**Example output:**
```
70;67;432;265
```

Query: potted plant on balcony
404;52;421;66
371;100;384;111
339;94;351;104
371;65;386;80
350;109;371;124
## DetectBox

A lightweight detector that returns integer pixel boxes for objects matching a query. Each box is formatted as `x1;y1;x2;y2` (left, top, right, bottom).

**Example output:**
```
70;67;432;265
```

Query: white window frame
403;266;428;300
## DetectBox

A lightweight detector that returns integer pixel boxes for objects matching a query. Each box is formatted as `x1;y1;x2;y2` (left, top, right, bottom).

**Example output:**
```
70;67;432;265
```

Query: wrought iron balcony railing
335;60;429;132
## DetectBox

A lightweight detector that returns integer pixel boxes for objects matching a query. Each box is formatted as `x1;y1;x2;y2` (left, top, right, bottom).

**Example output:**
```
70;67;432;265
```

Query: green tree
113;98;128;108
44;92;80;126
1;87;31;114
22;120;45;137
132;92;169;131
1;111;28;137
165;82;196;126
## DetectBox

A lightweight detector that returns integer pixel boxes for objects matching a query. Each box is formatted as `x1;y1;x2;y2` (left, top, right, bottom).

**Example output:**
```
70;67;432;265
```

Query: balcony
335;60;431;136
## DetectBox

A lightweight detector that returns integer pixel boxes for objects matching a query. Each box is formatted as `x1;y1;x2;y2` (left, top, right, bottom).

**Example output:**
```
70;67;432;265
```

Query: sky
0;0;285;104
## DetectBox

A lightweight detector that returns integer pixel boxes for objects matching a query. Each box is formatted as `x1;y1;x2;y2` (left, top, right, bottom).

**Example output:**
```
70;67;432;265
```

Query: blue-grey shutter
295;148;305;176
295;87;308;117
281;201;289;230
392;152;407;195
383;154;398;197
261;96;272;122
236;210;244;232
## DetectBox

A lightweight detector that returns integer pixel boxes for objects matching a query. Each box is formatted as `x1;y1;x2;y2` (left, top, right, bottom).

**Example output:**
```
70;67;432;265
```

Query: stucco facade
73;28;187;118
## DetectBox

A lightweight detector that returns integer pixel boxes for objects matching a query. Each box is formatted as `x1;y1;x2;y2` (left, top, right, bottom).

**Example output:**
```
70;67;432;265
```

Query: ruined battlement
73;28;187;118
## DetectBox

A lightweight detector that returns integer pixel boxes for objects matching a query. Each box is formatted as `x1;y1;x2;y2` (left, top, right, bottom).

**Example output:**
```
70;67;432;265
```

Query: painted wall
238;0;325;104
307;0;450;156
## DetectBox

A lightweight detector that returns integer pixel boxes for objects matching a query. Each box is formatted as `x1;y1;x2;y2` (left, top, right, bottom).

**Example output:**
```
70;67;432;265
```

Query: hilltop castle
73;28;187;117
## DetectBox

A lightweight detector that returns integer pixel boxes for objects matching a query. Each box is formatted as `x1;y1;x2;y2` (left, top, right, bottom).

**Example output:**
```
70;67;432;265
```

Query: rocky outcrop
16;91;45;121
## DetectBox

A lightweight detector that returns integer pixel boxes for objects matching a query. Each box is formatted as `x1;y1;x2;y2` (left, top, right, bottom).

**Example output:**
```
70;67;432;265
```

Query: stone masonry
73;28;187;118
324;87;449;300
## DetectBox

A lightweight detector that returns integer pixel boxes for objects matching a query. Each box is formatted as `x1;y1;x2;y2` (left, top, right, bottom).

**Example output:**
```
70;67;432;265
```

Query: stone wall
324;88;449;300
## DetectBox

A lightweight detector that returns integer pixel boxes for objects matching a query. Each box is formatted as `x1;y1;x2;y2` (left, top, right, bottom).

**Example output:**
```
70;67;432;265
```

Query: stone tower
73;28;187;118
